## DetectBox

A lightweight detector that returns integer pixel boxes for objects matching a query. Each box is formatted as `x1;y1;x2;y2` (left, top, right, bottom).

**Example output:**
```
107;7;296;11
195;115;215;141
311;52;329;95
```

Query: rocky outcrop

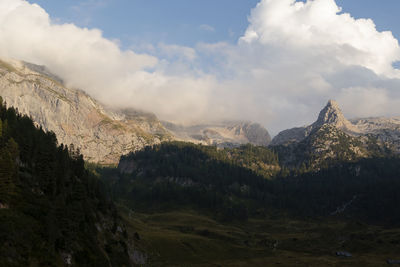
162;121;271;147
0;58;171;164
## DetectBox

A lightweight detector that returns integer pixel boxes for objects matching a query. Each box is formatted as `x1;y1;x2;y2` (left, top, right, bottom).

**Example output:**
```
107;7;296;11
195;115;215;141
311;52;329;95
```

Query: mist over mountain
0;59;173;164
0;58;273;164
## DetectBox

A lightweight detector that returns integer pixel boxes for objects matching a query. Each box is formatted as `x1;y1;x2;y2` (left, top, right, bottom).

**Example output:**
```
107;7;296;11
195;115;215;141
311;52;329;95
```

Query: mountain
162;121;271;147
272;100;399;148
271;100;359;145
0;58;272;164
0;58;171;165
271;100;394;167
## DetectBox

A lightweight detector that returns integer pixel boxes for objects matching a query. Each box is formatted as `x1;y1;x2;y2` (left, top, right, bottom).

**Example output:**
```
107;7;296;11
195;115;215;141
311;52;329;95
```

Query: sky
26;0;400;47
1;0;400;135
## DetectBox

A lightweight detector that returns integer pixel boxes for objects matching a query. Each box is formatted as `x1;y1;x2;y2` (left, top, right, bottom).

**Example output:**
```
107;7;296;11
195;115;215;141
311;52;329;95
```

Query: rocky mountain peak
271;100;360;145
313;100;359;133
315;100;345;126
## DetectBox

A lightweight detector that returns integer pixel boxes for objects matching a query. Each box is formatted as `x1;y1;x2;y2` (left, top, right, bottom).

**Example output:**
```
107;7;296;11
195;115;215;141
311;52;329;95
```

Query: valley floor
120;207;400;266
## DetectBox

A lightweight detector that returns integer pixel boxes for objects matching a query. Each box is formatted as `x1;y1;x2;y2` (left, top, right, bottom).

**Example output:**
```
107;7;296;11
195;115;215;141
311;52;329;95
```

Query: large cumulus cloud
224;0;400;132
0;0;215;123
0;0;400;135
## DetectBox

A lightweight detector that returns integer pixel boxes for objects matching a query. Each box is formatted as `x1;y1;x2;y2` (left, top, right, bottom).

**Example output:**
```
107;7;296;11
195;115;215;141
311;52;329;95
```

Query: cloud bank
0;0;400;135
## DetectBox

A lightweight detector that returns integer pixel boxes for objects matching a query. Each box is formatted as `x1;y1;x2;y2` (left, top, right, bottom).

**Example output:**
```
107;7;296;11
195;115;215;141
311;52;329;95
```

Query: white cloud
241;0;400;77
199;24;215;32
0;0;212;123
337;86;400;118
158;43;197;61
224;0;400;132
1;0;400;135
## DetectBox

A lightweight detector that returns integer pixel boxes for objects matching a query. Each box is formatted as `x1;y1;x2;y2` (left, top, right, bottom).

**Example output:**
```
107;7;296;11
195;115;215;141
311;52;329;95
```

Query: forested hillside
107;142;279;222
102;141;400;225
0;97;132;266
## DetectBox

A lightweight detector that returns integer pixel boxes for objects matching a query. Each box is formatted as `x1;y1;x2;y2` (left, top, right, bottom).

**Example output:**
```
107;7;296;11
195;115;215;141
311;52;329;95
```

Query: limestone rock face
0;58;171;164
162;121;271;147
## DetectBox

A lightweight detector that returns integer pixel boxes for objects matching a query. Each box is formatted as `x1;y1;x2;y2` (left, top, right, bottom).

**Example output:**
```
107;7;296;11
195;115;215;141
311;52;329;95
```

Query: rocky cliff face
162;121;271;147
0;58;171;164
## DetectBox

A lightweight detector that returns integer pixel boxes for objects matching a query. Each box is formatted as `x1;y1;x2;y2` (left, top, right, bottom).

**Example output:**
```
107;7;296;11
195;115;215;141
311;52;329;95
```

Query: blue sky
29;0;259;48
29;0;400;50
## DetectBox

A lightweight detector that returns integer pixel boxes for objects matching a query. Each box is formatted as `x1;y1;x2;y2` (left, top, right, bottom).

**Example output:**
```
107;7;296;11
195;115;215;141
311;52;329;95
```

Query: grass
119;206;400;266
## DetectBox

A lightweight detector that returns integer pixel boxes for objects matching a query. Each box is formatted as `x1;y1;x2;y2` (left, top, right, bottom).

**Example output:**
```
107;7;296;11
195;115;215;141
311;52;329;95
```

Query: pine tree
0;149;16;203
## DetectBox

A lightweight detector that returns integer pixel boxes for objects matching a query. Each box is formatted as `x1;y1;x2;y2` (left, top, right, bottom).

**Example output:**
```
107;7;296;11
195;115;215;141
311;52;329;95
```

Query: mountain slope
0;58;171;164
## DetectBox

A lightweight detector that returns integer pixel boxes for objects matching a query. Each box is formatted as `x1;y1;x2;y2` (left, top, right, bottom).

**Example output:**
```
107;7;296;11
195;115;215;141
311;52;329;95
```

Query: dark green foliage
102;142;280;222
273;157;400;224
100;140;400;226
0;99;130;266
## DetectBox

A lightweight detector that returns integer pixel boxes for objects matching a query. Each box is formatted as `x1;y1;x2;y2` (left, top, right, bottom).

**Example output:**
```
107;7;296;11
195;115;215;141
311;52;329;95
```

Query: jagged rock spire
313;100;358;132
315;100;345;125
